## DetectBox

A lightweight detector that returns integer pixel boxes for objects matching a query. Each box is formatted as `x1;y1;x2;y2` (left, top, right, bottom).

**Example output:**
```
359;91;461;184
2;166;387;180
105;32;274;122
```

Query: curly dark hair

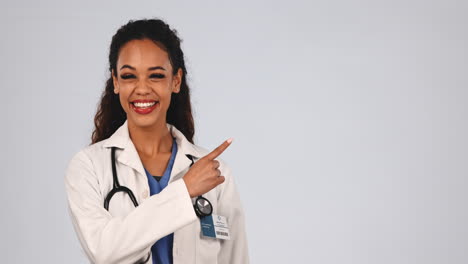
91;18;195;144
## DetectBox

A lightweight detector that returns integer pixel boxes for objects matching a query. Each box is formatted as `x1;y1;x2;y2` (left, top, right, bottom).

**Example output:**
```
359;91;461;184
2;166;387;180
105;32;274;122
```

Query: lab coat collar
102;120;201;181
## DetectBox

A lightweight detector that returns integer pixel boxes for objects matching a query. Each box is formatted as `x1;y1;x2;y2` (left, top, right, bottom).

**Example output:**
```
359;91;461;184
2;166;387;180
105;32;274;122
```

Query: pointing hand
183;138;233;198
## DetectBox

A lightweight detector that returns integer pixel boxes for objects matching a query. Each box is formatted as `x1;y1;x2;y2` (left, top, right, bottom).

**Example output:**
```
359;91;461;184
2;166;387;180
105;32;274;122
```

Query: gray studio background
1;0;467;263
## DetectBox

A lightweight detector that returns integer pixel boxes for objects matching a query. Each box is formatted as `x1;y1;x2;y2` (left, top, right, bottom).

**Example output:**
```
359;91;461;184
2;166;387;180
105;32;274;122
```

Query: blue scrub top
144;138;178;264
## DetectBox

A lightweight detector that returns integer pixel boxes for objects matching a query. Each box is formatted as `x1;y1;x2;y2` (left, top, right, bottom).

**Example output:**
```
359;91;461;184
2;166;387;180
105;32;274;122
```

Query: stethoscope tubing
104;147;139;210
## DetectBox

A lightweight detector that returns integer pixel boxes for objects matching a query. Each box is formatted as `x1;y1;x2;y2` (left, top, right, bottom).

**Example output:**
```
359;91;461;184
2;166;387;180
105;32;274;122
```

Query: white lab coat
64;120;249;264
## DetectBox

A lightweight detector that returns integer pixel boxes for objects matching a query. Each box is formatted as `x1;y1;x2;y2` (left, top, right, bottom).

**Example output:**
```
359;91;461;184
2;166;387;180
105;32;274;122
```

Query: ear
112;69;119;94
172;68;183;94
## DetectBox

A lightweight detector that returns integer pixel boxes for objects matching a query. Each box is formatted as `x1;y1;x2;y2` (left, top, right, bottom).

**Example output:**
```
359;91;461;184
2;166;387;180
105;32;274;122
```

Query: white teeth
133;101;157;108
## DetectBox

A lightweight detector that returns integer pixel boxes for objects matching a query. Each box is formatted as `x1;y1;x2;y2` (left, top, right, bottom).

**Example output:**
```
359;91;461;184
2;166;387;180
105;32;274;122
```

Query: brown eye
120;74;135;79
150;73;165;79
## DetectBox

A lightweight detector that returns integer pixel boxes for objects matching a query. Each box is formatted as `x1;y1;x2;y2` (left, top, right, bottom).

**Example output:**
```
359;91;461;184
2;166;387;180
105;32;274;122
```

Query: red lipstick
130;99;159;115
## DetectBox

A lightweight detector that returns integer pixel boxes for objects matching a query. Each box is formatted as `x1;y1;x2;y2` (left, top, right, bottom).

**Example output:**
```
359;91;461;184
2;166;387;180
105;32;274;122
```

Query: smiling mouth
130;100;160;115
131;101;159;108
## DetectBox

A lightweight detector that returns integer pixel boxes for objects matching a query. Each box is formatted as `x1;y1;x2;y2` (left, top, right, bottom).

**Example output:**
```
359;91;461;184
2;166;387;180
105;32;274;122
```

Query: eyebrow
120;65;167;71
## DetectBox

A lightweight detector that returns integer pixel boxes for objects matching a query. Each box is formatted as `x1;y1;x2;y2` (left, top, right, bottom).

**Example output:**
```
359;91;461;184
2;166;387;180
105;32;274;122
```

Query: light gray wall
1;0;467;263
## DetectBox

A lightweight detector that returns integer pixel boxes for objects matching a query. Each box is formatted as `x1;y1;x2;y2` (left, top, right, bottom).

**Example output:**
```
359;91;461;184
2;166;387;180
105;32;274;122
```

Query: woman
64;18;249;264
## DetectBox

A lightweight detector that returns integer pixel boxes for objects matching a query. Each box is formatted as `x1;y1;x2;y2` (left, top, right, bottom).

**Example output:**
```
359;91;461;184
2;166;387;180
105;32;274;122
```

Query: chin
125;103;168;128
128;114;165;128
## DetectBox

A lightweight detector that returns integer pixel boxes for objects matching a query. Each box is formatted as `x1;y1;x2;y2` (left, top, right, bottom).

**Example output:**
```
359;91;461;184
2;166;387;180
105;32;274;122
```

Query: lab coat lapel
102;120;146;178
118;140;147;179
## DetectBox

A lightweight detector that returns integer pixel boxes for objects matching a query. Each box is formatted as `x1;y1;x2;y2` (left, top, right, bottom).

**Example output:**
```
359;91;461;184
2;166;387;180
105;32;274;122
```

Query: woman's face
112;38;182;130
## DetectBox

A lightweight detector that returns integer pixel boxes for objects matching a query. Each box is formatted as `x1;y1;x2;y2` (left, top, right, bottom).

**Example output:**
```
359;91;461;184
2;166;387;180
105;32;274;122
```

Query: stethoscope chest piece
194;195;213;217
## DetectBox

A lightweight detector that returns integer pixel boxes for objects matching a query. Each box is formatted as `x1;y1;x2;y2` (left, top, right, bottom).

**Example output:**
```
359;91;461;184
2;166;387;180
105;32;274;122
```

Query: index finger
205;138;233;160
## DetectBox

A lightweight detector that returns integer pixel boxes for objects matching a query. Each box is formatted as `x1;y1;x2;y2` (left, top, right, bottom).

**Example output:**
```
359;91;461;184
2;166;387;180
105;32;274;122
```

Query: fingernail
227;137;234;144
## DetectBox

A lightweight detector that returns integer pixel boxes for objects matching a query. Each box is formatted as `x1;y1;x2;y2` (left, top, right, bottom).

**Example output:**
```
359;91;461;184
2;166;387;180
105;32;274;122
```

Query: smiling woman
64;18;249;264
112;38;182;127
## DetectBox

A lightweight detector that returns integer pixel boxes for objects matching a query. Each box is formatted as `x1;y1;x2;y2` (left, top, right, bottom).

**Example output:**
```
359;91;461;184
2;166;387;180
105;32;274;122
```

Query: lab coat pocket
197;234;220;264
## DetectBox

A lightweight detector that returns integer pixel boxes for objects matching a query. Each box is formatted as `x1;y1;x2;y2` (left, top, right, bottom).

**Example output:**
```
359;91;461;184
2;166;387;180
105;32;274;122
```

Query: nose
134;80;152;96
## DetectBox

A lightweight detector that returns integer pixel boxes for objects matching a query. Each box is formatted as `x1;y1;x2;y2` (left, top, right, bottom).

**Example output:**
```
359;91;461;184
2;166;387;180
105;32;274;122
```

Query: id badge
200;214;230;240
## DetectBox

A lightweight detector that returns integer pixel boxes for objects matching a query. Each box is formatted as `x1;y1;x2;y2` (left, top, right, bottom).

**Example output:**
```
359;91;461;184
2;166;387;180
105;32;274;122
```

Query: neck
127;119;173;158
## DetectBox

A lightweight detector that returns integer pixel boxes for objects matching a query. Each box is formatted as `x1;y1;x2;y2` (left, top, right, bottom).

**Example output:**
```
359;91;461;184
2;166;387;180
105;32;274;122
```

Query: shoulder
67;140;109;168
64;139;112;184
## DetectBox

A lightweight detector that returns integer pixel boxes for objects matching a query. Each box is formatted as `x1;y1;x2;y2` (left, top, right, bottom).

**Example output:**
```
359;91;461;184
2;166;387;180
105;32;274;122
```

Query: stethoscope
104;147;214;215
104;147;213;218
103;147;213;263
104;147;213;217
